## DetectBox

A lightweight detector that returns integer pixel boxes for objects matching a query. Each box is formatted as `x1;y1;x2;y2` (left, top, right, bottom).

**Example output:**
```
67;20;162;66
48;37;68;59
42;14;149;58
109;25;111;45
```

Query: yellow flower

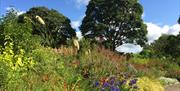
17;57;24;66
20;49;25;54
29;60;35;65
9;50;13;54
137;77;164;91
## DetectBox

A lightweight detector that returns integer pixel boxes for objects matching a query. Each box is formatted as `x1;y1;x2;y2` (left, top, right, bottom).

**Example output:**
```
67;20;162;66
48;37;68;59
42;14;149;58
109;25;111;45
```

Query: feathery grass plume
35;15;45;25
73;39;79;51
85;49;91;55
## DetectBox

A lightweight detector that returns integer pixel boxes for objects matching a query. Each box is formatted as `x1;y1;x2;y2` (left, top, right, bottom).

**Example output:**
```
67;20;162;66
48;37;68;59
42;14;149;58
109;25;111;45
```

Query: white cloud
74;0;90;8
71;14;86;39
17;11;25;15
6;7;11;11
146;23;180;43
116;23;180;53
116;43;143;53
71;20;82;39
167;24;180;35
76;30;83;39
76;0;90;5
142;13;145;19
71;20;81;29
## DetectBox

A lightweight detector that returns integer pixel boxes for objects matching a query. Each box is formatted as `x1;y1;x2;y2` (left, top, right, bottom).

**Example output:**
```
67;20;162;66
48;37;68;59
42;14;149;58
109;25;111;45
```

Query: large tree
153;34;180;64
178;17;180;24
80;0;147;50
23;7;76;48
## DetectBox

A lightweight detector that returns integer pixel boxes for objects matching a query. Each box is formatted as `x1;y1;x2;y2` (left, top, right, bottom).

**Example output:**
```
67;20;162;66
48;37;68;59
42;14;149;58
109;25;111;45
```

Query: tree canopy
142;33;180;65
178;17;180;24
152;34;180;57
80;0;148;50
24;7;76;48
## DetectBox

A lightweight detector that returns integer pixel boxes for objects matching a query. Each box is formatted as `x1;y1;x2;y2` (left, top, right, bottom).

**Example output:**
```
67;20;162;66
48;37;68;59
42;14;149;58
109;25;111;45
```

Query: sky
0;0;180;53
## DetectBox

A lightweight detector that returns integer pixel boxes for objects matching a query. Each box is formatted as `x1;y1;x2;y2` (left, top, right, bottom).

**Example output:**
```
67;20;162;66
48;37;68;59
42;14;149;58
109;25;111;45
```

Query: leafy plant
137;77;164;91
0;8;41;53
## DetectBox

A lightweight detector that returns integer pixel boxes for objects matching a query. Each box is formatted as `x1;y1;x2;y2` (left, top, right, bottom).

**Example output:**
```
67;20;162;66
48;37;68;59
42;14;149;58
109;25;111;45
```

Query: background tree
80;0;147;51
152;34;179;57
24;7;76;48
178;17;180;24
142;34;180;65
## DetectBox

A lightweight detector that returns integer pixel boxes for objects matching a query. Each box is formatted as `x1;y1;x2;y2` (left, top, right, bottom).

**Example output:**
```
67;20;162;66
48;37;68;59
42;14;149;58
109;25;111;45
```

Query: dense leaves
24;7;76;48
80;0;148;50
142;34;180;65
0;8;41;53
178;16;180;24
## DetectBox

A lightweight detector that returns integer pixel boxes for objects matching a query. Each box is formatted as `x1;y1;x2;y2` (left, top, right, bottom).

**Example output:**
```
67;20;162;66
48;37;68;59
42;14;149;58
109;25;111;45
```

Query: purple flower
116;81;121;86
116;80;126;86
129;79;137;86
111;86;120;91
109;77;115;85
103;82;110;87
119;80;126;85
95;81;99;87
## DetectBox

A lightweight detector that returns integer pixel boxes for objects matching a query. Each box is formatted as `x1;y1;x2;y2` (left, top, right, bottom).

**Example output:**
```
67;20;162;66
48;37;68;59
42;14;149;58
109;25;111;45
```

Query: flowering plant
94;74;139;91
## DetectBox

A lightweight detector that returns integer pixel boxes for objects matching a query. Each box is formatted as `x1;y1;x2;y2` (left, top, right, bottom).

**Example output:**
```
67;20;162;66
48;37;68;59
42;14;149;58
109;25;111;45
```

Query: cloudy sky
0;0;180;53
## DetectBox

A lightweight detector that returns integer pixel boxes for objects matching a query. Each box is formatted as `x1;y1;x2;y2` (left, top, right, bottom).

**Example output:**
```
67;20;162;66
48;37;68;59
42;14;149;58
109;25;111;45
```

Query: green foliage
0;61;8;89
15;46;84;91
0;35;35;71
0;35;36;90
80;0;148;50
129;56;180;79
0;8;41;53
178;17;180;24
129;56;150;65
25;7;76;48
144;34;180;65
137;77;164;91
78;38;93;54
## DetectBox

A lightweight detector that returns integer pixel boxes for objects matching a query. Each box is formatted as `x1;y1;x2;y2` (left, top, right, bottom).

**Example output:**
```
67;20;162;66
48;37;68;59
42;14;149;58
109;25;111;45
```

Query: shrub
25;46;84;91
0;35;36;90
94;74;139;91
0;8;41;53
137;77;164;91
0;61;8;89
0;35;35;71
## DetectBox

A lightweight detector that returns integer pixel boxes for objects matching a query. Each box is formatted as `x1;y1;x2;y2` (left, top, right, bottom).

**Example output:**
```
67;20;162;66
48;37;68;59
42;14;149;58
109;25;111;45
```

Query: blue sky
0;0;180;25
0;0;180;53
